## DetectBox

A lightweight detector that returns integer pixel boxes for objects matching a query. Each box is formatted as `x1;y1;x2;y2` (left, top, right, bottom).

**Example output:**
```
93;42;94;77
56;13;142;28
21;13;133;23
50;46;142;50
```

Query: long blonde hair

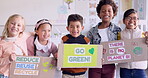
2;14;25;39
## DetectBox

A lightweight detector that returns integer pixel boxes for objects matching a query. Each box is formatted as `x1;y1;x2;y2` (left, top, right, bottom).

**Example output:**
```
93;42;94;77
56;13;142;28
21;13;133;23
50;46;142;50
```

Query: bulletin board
134;0;146;20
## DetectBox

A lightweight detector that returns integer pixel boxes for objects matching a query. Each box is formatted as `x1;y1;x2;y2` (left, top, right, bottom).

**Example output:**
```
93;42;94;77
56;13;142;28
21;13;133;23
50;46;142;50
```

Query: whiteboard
0;0;71;25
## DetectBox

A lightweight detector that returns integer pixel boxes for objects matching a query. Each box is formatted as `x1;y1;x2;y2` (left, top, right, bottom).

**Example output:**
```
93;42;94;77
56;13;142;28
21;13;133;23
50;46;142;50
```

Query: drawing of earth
133;47;143;55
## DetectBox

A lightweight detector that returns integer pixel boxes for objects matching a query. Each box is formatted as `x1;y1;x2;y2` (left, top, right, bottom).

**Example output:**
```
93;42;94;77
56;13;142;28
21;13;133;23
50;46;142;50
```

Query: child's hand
9;53;16;61
146;37;148;46
101;58;104;63
144;31;148;37
102;49;106;64
54;53;58;58
51;58;57;66
103;48;107;54
145;31;148;46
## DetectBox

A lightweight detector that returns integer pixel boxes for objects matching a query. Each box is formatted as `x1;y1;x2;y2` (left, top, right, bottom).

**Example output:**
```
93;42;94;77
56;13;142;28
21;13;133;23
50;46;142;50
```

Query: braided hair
33;19;52;56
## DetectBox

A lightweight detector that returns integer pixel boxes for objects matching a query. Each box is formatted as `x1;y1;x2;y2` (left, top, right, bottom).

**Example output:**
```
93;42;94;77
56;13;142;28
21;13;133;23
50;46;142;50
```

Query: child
61;14;90;78
146;32;148;45
27;19;58;58
0;14;30;78
118;9;147;78
87;0;121;78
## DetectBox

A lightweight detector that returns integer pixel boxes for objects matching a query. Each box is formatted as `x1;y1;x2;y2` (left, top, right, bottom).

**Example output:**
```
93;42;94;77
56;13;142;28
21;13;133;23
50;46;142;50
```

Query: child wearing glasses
118;9;147;78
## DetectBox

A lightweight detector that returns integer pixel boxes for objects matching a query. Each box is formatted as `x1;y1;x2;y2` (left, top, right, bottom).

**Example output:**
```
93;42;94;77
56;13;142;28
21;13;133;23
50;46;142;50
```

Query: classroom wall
0;0;147;36
0;0;99;35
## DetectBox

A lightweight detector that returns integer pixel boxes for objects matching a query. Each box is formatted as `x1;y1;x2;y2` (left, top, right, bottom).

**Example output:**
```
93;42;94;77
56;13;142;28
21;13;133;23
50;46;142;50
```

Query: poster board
101;38;148;64
10;56;56;78
57;44;103;68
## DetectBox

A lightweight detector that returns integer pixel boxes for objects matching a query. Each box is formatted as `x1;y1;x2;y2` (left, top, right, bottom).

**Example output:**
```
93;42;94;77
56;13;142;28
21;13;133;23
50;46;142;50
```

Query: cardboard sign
57;44;103;68
101;38;148;64
10;56;56;78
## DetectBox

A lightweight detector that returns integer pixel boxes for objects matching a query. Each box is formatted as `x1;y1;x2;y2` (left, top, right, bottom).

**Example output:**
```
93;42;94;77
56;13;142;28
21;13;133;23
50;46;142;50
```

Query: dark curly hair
96;0;118;18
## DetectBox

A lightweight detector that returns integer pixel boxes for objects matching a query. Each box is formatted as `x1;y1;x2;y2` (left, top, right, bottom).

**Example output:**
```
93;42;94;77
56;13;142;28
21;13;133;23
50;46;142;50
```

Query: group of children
0;0;148;78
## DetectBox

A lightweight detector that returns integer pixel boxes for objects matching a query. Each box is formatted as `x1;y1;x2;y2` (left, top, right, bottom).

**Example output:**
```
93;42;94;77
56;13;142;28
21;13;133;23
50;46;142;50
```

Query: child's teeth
105;16;109;18
130;24;134;26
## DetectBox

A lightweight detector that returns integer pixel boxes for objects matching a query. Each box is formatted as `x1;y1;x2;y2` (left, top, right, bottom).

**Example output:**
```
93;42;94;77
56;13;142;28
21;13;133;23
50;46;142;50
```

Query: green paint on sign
89;48;94;54
49;64;53;69
133;47;142;55
42;62;49;67
43;69;48;72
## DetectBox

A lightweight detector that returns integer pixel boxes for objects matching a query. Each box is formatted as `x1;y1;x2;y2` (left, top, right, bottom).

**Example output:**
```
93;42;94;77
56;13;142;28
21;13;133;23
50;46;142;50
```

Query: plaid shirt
87;22;121;44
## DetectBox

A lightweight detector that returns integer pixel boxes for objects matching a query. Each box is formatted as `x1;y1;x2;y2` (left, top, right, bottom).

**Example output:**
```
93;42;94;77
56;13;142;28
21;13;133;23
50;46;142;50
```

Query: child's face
98;4;114;22
123;13;139;29
67;21;84;37
36;24;51;41
7;17;24;37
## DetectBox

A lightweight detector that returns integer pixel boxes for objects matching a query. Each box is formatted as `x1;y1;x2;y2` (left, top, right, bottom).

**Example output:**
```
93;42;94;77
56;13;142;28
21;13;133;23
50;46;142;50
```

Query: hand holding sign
146;38;148;46
144;31;148;46
9;53;16;61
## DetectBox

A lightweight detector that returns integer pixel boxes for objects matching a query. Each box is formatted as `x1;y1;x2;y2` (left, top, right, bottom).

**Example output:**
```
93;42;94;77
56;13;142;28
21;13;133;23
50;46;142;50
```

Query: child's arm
0;46;16;66
50;43;58;59
144;31;148;45
9;53;16;61
50;43;58;66
26;36;35;56
87;31;93;44
144;31;148;37
146;37;148;45
53;52;58;59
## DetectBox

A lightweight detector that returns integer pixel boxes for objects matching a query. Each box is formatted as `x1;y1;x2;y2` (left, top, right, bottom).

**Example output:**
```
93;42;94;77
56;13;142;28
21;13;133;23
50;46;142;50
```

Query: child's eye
18;24;21;27
11;22;15;25
101;10;105;12
70;26;74;28
77;26;80;28
42;30;46;32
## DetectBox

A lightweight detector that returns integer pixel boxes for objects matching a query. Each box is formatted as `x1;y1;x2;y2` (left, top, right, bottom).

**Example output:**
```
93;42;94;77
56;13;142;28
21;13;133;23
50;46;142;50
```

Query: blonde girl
0;14;31;78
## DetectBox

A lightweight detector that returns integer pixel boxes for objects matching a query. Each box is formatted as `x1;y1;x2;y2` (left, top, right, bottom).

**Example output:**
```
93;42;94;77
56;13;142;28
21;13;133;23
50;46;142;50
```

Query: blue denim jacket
87;22;121;44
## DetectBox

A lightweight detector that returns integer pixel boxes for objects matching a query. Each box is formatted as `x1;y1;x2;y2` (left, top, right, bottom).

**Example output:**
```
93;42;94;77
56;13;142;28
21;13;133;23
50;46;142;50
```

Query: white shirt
98;28;109;42
34;37;52;57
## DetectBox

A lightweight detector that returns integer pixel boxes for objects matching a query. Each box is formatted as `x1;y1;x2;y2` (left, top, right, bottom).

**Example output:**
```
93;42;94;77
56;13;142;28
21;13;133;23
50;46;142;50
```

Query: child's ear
113;13;116;18
66;26;69;31
82;26;84;30
123;19;125;24
35;30;38;35
20;29;24;32
20;26;25;32
97;13;101;19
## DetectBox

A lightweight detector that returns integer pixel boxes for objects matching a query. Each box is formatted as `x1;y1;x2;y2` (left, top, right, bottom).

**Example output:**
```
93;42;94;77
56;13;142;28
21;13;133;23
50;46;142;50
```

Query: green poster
63;44;100;67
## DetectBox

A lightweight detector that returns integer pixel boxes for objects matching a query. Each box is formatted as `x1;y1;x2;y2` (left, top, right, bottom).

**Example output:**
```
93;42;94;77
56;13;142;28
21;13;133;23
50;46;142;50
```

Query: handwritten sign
10;56;56;78
101;38;148;64
57;44;103;68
